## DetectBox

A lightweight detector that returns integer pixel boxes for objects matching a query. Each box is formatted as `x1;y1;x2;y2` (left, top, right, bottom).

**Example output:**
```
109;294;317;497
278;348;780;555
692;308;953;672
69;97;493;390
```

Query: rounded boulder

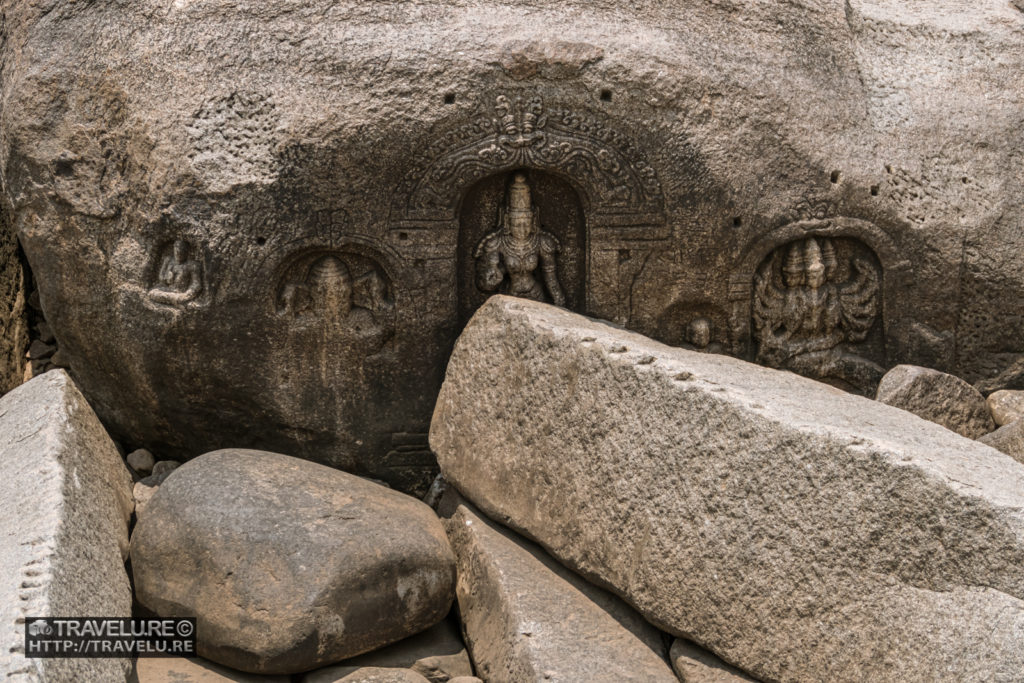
130;449;456;674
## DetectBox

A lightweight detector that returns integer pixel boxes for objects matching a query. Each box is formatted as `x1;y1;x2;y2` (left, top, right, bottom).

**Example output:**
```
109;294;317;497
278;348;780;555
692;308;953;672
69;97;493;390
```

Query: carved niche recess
751;234;885;393
274;249;395;354
391;93;666;325
147;238;205;307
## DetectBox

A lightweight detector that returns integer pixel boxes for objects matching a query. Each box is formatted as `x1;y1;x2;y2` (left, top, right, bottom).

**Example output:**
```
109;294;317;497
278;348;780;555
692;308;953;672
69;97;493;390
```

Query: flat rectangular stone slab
430;296;1024;683
0;371;133;682
438;491;676;683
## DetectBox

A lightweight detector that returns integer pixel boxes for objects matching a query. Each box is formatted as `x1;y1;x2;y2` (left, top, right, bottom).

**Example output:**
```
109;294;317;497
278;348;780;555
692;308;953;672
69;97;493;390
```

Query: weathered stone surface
0;211;27;394
430;297;1024;683
987;389;1024;427
306;618;472;683
670;640;758;683
133;481;158;518
875;364;995;438
134;657;289;683
0;371;134;681
319;669;430;683
131;449;456;675
4;0;1024;488
978;420;1024;466
439;490;675;683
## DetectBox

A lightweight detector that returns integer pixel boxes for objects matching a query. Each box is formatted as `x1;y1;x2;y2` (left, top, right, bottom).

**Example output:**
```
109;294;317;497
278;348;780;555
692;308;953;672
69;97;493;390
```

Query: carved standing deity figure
149;239;202;306
753;236;884;391
474;172;566;306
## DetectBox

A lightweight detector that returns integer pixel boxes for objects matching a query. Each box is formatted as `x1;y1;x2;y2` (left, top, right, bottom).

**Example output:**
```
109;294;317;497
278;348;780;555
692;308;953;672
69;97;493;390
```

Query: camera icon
27;620;53;637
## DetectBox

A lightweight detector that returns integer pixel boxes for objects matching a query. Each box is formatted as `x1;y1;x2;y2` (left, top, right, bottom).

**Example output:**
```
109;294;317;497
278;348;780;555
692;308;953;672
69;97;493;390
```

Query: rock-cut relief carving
393;93;664;223
148;239;204;306
475;172;565;306
276;251;394;353
753;236;883;392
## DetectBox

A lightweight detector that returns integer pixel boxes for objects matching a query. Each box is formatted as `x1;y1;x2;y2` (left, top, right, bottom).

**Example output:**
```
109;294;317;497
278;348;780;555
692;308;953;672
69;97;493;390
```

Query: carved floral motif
393;94;664;222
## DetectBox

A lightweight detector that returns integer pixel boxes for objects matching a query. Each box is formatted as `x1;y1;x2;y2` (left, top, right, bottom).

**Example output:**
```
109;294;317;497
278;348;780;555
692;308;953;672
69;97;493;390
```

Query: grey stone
875;364;995;438
987;389;1024;427
306;617;471;683
0;214;27;394
134;657;290;683
26;339;54;360
978;420;1024;466
150;459;181;476
429;296;1024;683
0;371;134;681
438;490;675;683
127;448;157;474
670;640;758;682
131;449;456;675
446;679;482;683
6;0;1024;492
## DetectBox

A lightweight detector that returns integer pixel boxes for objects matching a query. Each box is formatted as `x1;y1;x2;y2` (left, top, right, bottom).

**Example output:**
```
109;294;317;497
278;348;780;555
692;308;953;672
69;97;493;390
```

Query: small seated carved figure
685;317;725;354
753;236;884;392
474;172;566;307
149;239;202;306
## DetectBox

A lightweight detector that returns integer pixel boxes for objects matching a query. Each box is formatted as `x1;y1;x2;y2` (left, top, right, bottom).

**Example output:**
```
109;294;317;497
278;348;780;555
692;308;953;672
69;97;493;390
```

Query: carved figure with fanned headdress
753;236;883;392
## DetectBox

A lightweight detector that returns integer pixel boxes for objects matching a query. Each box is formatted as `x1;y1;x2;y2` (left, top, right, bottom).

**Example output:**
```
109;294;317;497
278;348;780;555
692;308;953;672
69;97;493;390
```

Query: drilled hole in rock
443;93;456;105
600;89;613;102
732;217;742;227
830;170;841;183
870;185;879;196
961;176;969;184
398;232;409;241
54;160;75;177
256;236;266;246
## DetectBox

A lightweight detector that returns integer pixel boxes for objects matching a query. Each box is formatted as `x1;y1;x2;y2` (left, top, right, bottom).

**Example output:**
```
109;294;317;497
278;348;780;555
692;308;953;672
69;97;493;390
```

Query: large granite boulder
0;371;134;681
439;491;676;683
430;296;1024;683
3;0;1024;487
875;364;995;438
131;449;456;675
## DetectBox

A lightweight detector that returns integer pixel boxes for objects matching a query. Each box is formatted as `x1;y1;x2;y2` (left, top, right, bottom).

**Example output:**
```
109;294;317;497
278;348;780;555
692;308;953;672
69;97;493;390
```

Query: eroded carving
475;172;565;306
276;251;394;352
753;236;883;391
148;239;203;306
394;94;664;223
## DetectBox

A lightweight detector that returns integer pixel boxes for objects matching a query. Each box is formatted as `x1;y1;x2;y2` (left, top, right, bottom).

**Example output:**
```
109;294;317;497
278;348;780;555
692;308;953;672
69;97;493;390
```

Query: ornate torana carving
753;236;883;391
276;251;394;352
393;94;664;222
475;173;565;306
148;239;203;306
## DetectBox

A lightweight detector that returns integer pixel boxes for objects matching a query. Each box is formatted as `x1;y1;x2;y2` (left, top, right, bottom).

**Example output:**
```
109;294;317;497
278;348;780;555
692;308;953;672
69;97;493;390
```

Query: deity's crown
804;237;825;275
508;173;533;216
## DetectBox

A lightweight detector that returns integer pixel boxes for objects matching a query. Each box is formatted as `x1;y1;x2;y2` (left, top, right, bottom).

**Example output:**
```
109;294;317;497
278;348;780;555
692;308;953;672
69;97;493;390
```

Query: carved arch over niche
727;217;911;362
390;94;666;228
